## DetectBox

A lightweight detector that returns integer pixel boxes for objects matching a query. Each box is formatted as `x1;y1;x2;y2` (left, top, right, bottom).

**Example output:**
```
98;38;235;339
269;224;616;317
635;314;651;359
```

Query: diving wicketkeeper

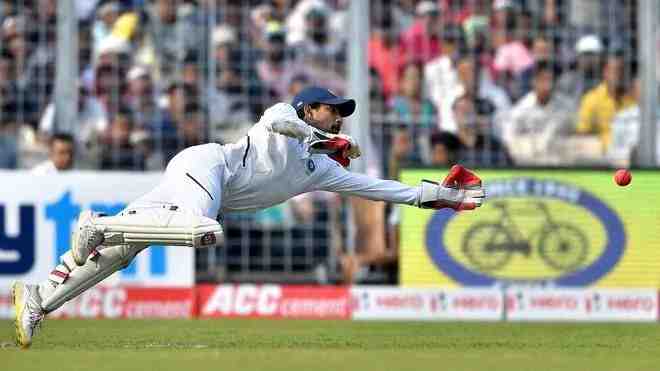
12;86;485;348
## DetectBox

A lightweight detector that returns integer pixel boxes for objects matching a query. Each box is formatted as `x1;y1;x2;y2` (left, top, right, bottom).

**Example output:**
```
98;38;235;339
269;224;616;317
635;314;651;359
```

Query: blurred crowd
0;0;651;173
0;0;652;173
0;0;654;282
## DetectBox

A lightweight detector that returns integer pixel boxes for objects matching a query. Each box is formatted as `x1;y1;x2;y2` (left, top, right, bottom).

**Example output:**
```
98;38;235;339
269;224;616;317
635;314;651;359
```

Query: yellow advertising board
400;169;660;287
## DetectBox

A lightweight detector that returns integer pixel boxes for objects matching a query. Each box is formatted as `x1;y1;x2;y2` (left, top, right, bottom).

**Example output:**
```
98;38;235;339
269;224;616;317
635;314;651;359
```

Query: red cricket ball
614;169;632;187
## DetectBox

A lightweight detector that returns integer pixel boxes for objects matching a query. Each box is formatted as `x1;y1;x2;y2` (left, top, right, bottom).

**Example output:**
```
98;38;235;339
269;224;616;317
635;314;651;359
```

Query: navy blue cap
291;86;356;117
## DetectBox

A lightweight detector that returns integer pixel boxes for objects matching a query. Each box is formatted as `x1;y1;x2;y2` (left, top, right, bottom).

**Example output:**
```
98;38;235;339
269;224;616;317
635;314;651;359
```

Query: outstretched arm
316;163;485;210
317;165;419;205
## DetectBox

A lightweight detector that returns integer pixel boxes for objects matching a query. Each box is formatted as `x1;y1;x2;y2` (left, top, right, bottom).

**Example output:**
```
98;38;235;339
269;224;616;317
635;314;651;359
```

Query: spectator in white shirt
436;51;511;136
608;77;660;167
38;85;108;154
504;60;574;165
32;133;75;174
92;2;120;60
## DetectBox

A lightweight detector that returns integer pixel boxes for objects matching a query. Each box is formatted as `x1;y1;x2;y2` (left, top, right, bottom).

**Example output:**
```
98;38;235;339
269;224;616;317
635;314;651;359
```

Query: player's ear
296;106;306;120
296;104;310;121
302;104;313;120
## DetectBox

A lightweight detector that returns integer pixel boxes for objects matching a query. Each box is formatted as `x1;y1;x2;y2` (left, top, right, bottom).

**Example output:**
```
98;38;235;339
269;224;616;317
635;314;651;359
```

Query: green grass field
2;319;660;371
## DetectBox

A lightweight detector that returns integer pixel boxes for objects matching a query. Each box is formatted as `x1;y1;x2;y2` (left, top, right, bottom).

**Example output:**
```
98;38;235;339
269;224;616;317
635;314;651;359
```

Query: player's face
307;104;343;134
50;140;74;171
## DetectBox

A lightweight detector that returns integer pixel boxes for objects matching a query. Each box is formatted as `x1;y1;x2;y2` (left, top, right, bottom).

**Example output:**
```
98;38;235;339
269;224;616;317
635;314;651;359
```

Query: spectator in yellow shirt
576;54;636;151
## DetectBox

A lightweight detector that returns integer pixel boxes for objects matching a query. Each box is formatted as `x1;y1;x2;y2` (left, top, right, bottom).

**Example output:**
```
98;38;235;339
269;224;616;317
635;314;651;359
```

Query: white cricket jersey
141;103;422;218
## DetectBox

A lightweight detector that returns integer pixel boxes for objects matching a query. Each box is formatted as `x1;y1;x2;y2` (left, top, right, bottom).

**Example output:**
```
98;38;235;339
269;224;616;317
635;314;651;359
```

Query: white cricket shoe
12;281;44;349
71;210;105;266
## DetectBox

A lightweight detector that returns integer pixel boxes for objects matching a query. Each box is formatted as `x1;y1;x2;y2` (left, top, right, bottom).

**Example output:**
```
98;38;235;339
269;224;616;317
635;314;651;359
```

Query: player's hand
418;165;485;211
442;164;482;190
308;129;361;167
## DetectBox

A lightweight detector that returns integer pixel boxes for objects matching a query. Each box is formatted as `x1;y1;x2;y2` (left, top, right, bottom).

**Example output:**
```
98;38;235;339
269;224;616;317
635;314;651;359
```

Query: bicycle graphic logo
462;201;589;273
424;177;626;286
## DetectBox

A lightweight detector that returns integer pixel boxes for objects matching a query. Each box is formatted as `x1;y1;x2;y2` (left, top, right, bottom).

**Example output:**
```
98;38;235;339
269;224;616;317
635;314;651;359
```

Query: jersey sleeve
259;103;312;141
315;160;420;206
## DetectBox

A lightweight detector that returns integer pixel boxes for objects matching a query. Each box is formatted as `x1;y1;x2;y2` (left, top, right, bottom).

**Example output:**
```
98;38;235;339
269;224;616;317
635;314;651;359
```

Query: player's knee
117;244;146;269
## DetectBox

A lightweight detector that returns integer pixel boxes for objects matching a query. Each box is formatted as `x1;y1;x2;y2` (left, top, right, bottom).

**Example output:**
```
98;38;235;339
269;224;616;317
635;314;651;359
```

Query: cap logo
306;159;316;173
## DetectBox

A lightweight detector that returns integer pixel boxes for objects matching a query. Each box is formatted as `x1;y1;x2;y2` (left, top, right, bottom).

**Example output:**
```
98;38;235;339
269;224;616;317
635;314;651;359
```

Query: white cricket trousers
128;144;227;219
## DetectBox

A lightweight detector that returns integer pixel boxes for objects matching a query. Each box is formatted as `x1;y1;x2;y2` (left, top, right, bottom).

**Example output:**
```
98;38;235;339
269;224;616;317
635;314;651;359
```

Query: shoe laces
26;292;45;333
28;310;44;332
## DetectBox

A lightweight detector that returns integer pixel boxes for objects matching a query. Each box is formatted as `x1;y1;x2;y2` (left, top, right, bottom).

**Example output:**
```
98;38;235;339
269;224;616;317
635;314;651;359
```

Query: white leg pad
40;244;144;313
91;208;223;248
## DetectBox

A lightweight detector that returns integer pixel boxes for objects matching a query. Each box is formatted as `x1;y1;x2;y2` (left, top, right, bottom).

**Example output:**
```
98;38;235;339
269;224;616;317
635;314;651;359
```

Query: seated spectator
177;102;207;150
38;84;108;162
557;34;604;103
129;0;201;81
452;93;512;166
490;0;527;49
78;22;94;87
429;131;463;166
460;0;489;49
250;2;277;49
146;81;197;162
32;133;75;174
93;62;128;117
99;108;145;170
530;24;573;68
368;5;401;99
0;110;18;169
531;32;553;63
389;62;437;164
181;51;202;86
123;65;158;129
291;5;345;71
256;21;299;100
437;51;511;136
285;0;337;46
424;22;466;121
92;1;120;60
399;1;442;64
207;66;254;144
257;14;345;97
608;77;660;167
504;60;574;165
576;53;636;152
567;0;633;52
0;48;12;93
2;14;53;123
492;11;535;100
389;0;416;32
94;35;132;72
284;74;311;104
387;125;414;178
391;62;437;128
369;68;387;116
211;24;238;70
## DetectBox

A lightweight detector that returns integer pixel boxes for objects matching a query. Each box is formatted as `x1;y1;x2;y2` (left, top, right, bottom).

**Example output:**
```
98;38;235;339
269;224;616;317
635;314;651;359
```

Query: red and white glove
417;165;485;211
308;129;361;167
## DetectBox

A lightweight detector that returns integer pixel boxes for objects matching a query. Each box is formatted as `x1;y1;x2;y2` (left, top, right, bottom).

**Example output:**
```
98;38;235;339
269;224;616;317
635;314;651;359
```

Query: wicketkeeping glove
307;128;361;167
417;165;485;211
